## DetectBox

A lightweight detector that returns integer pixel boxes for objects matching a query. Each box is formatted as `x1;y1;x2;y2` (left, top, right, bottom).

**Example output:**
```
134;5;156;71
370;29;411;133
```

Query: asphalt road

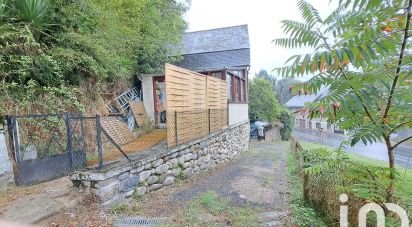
293;128;412;169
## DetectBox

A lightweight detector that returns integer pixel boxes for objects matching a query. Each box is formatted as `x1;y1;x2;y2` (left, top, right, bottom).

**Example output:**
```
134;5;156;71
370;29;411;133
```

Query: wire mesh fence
5;113;87;185
4;113;138;185
71;115;133;168
12;113;69;161
4;107;227;184
167;108;228;148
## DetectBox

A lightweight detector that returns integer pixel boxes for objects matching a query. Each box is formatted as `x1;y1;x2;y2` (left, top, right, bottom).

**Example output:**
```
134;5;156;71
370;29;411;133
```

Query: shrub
279;111;294;140
249;77;282;123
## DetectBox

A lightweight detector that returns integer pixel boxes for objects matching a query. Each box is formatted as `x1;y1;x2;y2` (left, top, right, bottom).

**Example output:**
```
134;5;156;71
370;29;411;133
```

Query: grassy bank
299;141;412;205
288;139;412;226
287;144;327;226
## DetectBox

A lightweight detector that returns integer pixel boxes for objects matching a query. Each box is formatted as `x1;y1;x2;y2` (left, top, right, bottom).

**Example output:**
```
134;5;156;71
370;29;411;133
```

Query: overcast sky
183;0;333;79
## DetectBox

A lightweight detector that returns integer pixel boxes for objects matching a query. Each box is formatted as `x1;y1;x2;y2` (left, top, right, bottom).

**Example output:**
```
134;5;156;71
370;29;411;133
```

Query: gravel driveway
133;141;291;225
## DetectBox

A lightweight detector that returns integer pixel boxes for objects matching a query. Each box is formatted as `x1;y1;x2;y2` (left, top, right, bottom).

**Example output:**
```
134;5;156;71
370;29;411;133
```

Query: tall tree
276;78;299;104
255;69;275;81
0;0;187;115
274;0;412;200
249;77;282;123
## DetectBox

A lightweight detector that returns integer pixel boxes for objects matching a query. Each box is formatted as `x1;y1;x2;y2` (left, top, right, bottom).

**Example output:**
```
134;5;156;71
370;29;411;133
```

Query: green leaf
344;47;355;65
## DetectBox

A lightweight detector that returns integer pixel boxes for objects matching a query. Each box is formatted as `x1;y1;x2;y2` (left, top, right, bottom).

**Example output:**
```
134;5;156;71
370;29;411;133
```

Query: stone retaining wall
71;121;249;205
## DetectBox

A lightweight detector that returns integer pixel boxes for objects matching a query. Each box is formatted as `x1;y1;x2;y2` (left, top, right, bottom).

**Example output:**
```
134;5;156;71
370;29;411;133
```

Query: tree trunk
385;137;395;202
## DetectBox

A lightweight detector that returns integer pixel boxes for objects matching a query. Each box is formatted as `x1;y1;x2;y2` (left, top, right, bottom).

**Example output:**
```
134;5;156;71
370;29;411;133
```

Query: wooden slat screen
100;117;134;146
165;64;228;147
207;76;228;132
129;101;149;126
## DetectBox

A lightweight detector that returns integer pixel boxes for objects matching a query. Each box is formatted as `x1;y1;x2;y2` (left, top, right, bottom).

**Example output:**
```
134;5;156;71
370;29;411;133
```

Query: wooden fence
165;64;228;147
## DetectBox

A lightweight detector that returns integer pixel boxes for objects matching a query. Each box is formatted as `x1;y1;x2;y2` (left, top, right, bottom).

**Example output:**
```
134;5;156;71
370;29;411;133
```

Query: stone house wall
71;121;250;205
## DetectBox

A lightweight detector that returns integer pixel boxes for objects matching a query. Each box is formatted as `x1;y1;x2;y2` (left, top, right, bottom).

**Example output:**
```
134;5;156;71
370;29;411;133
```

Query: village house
285;86;345;134
141;25;250;127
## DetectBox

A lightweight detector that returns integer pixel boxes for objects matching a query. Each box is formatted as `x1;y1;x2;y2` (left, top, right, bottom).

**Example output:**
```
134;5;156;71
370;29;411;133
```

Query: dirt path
40;141;291;226
122;141;291;225
0;177;78;224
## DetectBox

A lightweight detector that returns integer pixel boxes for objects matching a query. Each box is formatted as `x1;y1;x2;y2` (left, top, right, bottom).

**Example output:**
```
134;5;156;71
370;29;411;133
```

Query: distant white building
284;86;345;134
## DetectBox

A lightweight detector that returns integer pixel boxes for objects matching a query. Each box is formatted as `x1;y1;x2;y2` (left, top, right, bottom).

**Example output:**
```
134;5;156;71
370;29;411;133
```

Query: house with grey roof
285;86;328;110
141;25;250;127
285;86;345;134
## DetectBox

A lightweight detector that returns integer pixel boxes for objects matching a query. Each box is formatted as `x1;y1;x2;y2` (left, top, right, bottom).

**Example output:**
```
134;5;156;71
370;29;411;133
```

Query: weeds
199;191;228;214
177;162;184;169
287;148;327;226
111;202;127;215
261;175;275;188
228;206;259;226
177;168;185;180
179;202;200;226
132;192;143;202
173;191;259;226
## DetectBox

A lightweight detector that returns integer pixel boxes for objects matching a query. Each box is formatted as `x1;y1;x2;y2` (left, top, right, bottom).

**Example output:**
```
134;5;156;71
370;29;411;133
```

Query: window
233;77;238;100
227;69;247;102
327;124;331;130
316;123;321;129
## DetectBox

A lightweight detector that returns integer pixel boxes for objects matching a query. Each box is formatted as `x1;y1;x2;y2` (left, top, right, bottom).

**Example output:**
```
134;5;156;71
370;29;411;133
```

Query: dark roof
178;49;250;71
182;25;250;54
176;25;250;71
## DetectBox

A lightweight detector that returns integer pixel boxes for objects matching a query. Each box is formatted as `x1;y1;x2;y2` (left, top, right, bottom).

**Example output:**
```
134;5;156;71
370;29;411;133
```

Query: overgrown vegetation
275;0;412;201
275;78;299;105
251;71;296;138
300;141;412;214
279;111;294;140
287;141;327;226
248;77;282;123
291;140;412;226
0;0;187;115
254;69;298;105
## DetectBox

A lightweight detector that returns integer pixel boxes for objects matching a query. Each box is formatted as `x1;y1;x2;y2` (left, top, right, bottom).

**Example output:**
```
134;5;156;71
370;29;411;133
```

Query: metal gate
5;113;86;186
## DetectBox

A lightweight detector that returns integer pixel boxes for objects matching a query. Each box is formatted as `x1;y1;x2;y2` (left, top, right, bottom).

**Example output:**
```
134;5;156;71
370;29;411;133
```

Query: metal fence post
5;116;16;163
79;113;86;156
174;111;178;146
65;112;74;169
96;115;103;169
11;117;20;163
